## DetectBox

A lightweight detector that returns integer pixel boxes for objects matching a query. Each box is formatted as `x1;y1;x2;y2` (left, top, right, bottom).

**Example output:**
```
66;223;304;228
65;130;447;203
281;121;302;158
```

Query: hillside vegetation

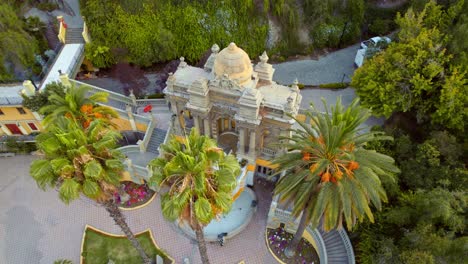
81;0;408;68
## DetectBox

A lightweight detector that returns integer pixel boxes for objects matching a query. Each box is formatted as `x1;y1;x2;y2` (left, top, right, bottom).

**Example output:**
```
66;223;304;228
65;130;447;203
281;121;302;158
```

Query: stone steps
320;229;350;264
147;128;167;154
65;28;84;44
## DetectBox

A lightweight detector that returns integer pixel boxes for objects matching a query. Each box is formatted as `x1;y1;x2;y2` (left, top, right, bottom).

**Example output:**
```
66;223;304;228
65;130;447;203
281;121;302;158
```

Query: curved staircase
319;229;354;264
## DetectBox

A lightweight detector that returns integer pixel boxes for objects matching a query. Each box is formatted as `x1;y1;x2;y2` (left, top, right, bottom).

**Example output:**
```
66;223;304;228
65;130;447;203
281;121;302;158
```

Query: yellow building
0;85;43;136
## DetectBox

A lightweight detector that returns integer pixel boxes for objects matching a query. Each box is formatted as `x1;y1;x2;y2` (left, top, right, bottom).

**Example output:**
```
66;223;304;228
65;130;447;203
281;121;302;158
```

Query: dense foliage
351;0;468;132
81;0;268;67
353;126;467;263
21;82;67;112
306;0;365;49
0;4;40;82
351;4;468;261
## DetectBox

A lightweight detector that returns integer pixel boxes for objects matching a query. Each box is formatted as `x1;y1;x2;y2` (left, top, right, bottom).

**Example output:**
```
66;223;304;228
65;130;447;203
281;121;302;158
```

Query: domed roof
213;43;253;86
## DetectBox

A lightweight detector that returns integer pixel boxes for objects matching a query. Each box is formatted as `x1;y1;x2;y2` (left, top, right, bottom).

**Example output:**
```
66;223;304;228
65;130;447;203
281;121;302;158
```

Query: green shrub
146;93;165;99
369;18;392;35
319;82;349;89
37;2;58;12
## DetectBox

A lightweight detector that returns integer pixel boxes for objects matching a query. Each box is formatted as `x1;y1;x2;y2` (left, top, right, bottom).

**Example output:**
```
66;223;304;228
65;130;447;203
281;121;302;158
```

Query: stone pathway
0;155;277;264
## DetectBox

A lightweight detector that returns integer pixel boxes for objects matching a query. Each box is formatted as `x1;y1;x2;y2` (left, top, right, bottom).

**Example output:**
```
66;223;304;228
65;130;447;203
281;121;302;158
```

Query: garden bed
81;225;173;264
114;181;156;210
266;228;320;264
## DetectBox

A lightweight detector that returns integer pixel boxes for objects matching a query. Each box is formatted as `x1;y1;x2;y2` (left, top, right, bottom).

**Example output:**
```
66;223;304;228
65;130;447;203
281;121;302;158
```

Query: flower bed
114;181;155;209
267;228;320;264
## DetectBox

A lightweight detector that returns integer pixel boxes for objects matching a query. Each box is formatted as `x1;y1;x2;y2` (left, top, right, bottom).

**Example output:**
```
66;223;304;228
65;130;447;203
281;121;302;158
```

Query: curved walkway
0;155;278;264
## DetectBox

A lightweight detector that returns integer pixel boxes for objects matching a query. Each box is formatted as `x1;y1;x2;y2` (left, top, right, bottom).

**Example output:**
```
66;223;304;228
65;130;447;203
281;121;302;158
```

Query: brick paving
0;155;278;264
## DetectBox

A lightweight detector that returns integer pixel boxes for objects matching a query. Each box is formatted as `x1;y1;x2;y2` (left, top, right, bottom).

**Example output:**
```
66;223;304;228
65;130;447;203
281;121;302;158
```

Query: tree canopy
0;4;39;82
351;0;468;132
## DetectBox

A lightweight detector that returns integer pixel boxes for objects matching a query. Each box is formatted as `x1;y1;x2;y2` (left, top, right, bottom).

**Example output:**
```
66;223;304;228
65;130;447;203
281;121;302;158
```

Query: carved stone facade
164;43;302;168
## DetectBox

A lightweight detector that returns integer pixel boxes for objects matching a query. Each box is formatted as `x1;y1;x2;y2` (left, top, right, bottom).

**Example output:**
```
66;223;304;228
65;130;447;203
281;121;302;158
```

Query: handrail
133;164;151;182
260;147;277;158
117;145;140;153
140;118;155;151
70;79;134;105
133;113;151;125
136;98;167;106
338;229;355;264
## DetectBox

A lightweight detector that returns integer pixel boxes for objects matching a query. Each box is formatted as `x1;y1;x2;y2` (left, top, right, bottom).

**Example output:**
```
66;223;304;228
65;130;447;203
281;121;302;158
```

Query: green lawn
82;227;172;264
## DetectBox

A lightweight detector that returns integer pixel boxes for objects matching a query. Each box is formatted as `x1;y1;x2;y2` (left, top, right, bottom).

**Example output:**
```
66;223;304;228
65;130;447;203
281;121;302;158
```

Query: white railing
70;79;134;106
133;164;151;182
139;117;156;151
338;229;356;264
118;145;140;154
136;98;167;107
261;147;277;158
133;113;151;126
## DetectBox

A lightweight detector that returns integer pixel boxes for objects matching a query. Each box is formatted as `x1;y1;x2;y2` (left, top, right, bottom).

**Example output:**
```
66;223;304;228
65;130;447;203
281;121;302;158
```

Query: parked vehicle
355;37;391;68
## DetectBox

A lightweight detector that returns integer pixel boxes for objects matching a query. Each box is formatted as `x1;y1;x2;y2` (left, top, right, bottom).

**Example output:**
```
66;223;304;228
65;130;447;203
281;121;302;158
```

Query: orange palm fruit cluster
83;119;91;128
309;163;319;173
321;172;331;182
94;112;103;118
302;152;311;161
80;104;93;114
348;161;359;170
333;169;343;180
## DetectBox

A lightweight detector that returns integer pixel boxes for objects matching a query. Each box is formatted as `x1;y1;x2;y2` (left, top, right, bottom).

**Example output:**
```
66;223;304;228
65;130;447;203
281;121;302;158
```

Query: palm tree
148;128;240;264
30;117;152;264
272;98;400;257
40;83;118;129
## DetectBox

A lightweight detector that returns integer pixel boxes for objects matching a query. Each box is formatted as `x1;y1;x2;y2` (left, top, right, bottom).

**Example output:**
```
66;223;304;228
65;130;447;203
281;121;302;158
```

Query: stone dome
213;43;253;86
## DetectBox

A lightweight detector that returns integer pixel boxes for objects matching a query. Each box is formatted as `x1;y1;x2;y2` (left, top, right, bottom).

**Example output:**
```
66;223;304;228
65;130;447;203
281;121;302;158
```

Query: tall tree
31;86;152;264
351;0;468;132
149;129;240;264
30;117;152;264
272;98;399;257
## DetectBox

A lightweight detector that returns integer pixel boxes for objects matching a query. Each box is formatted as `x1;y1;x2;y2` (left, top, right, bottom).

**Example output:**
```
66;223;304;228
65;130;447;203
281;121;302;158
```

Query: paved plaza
0;155;278;264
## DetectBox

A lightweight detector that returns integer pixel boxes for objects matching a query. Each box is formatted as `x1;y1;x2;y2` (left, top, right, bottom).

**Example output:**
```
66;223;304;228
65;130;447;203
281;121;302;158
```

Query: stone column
203;118;210;137
193;115;200;133
228;119;232;130
248;130;256;157
238;128;245;155
126;105;137;131
0;124;12;136
220;118;225;132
